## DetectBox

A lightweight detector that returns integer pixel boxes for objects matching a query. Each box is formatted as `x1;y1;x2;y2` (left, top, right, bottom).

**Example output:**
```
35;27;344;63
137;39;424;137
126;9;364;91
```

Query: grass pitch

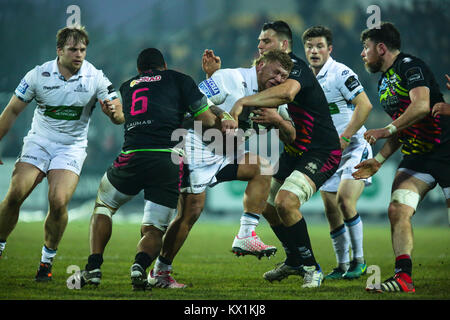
0;220;449;300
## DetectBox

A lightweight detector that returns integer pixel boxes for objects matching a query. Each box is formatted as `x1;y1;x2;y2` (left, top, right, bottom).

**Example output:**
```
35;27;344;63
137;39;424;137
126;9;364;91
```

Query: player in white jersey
0;26;124;281
148;50;296;288
302;26;373;279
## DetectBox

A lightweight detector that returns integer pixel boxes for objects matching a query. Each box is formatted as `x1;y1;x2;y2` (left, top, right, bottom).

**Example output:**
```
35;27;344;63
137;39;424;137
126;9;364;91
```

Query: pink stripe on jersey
320;149;342;173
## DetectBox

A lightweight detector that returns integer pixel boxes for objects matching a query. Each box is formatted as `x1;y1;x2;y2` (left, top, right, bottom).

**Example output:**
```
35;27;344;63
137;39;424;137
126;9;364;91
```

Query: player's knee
278;170;314;207
48;194;70;216
93;200;116;219
336;196;355;215
388;189;420;223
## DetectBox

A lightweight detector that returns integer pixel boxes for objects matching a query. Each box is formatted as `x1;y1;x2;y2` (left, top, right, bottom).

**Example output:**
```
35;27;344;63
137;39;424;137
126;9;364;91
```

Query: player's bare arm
353;134;402;179
251;107;295;143
99;98;125;124
364;86;430;145
230;79;301;121
431;74;450;117
202;49;221;79
340;91;372;150
0;95;29;164
208;104;237;133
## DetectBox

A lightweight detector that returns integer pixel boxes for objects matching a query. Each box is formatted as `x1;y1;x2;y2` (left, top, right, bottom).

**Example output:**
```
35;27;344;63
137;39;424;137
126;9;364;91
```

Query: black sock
86;254;103;271
134;252;153;271
271;224;302;267
285;218;318;269
157;255;172;266
395;254;412;277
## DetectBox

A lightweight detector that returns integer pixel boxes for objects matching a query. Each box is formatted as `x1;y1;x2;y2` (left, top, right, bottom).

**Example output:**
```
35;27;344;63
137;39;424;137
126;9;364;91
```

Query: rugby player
149;50;295;288
302;26;373;280
0;26;123;281
230;21;342;288
79;48;229;290
354;22;449;293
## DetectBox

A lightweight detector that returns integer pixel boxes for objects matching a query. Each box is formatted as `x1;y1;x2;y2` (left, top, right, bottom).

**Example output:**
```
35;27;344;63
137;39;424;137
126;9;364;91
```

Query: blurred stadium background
0;0;448;226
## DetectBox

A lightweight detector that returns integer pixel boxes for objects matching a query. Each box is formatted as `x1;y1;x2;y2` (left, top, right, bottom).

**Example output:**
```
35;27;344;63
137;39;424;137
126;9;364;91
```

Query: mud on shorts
106;151;183;209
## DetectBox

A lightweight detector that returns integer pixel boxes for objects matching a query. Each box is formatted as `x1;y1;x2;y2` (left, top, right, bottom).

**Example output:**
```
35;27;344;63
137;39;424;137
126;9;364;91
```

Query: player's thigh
5;162;45;203
236;153;262;180
177;191;206;224
336;179;365;205
320;190;338;214
47;169;80;208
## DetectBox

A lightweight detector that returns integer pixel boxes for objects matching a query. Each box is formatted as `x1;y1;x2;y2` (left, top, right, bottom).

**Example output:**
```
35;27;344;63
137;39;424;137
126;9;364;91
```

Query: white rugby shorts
17;133;87;175
320;137;372;193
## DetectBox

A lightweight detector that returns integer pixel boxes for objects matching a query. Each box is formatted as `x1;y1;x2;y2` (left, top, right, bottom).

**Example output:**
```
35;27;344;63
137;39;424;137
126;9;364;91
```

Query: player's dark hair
262;20;293;49
56;25;89;49
302;25;333;46
360;22;401;51
137;48;166;71
254;49;294;73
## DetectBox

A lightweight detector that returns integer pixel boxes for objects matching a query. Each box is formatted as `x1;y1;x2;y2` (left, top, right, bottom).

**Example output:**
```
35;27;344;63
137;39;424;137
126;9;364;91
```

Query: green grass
0;221;449;300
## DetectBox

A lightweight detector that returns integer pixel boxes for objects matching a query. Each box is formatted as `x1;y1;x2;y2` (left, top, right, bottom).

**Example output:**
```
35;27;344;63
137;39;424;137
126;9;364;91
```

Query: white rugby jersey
15;58;117;146
316;57;366;137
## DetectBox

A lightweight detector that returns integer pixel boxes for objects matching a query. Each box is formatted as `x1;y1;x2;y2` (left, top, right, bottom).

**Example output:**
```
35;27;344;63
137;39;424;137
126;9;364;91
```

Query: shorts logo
17;78;29;95
198;78;220;98
305;162;318;174
67;159;80;170
21;154;38;161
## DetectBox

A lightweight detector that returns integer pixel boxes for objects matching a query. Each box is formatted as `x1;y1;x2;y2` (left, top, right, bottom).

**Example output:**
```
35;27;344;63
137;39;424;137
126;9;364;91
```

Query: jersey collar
316;56;334;78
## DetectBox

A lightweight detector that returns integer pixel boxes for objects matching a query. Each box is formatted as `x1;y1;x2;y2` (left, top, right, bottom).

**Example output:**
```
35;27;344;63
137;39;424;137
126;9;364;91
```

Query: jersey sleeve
337;67;364;102
96;70;118;101
399;57;432;91
179;73;209;116
14;67;37;103
198;70;230;105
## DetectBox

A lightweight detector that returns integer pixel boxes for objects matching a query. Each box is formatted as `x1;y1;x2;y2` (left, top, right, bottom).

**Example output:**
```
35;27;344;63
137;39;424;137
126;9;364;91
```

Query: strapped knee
267;178;282;207
142;200;176;232
279;170;314;206
391;189;420;210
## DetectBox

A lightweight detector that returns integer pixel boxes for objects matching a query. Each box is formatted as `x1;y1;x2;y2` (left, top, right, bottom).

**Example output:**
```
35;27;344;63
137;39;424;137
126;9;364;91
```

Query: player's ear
328;44;333;54
163;63;168;70
377;42;387;56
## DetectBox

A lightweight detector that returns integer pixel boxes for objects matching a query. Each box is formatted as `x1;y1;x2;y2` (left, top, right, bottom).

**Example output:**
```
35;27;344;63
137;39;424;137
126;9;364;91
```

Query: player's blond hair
56;25;89;49
253;49;293;73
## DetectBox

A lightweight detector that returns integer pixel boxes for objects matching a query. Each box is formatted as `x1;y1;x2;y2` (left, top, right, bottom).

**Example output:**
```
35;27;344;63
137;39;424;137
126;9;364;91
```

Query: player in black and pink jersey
355;22;449;293
78;48;234;291
230;21;342;289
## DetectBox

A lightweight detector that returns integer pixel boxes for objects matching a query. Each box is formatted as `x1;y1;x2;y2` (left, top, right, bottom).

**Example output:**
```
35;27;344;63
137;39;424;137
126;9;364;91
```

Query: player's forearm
342;100;372;139
240;80;299;109
0;97;26;140
275;119;296;144
377;134;402;161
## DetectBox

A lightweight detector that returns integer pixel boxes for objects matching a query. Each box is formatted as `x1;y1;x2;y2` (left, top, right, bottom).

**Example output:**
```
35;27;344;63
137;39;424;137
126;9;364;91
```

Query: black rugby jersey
284;52;340;155
377;52;447;155
119;70;207;151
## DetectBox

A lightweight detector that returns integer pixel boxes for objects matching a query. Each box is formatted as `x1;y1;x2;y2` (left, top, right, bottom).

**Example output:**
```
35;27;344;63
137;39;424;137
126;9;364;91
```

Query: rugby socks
330;224;350;271
271;224;302;267
86;253;103;271
238;212;260;238
395;254;412;277
41;245;57;264
134;251;153;271
285;218;319;269
155;255;172;272
344;213;364;263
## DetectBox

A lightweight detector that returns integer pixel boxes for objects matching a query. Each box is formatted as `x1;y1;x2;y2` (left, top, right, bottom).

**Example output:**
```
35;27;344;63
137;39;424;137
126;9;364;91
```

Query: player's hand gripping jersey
377;52;448;155
15;58;117;147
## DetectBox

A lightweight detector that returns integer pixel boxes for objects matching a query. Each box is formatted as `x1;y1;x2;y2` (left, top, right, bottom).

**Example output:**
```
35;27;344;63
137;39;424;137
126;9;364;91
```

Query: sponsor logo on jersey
74;83;88;92
405;67;424;85
344;75;361;91
43;85;61;90
17;78;29;95
130;75;162;87
41;72;51;77
198;78;220;98
305;162;318;174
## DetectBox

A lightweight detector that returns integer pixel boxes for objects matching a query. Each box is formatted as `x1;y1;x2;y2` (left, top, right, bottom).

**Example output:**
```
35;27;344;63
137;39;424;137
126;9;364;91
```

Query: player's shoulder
396;52;429;71
214;67;243;80
330;59;357;78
